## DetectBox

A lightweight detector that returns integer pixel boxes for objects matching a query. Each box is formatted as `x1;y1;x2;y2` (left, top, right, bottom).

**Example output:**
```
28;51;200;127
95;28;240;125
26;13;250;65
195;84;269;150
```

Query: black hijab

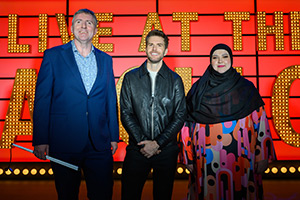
186;43;265;124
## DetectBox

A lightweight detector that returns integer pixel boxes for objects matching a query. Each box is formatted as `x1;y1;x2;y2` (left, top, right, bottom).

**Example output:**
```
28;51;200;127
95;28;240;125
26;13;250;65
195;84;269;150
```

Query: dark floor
0;179;299;200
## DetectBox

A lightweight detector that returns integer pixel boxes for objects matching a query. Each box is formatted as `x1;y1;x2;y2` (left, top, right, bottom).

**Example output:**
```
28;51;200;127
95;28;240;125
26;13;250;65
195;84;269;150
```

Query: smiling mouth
218;65;225;68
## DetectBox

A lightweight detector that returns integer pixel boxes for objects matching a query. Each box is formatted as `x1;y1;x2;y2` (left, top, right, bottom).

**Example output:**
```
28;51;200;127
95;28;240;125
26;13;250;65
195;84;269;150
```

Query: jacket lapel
61;42;86;93
89;49;103;94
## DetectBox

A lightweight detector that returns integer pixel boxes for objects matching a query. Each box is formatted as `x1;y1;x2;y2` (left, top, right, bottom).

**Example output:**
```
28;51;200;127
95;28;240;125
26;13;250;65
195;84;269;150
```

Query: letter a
0;69;37;149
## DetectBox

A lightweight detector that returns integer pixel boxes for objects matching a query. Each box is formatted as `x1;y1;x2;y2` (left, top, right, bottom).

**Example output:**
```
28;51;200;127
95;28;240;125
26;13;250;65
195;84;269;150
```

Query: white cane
12;143;79;171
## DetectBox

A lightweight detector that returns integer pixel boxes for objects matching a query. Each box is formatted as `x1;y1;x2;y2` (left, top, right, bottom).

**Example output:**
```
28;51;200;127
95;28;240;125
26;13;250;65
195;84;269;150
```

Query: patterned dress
181;107;276;200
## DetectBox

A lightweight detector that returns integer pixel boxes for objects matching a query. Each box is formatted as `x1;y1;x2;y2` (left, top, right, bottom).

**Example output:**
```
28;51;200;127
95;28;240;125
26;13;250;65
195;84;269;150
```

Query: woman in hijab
181;44;276;200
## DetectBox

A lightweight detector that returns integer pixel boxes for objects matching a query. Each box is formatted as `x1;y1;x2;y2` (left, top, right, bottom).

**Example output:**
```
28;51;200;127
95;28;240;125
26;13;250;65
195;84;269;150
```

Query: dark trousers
50;138;113;200
121;145;179;200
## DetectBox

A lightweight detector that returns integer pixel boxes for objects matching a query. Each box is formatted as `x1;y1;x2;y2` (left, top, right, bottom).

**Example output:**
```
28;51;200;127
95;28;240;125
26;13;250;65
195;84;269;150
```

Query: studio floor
0;179;300;200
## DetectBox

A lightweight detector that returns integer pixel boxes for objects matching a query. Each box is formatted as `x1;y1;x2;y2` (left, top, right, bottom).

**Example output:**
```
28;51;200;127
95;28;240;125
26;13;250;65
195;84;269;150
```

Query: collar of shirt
71;40;95;57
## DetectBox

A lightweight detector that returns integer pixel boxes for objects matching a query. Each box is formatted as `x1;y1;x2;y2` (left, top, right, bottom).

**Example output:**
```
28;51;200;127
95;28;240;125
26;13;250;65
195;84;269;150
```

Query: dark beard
147;57;163;64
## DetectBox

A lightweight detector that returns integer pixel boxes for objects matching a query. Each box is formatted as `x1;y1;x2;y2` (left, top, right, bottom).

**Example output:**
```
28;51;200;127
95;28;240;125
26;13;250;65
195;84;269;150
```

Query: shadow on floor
0;179;299;200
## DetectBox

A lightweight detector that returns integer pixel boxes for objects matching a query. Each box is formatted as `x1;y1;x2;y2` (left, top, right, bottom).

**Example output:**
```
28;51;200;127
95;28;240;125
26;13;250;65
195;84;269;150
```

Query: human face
211;49;231;74
71;13;97;44
146;36;168;64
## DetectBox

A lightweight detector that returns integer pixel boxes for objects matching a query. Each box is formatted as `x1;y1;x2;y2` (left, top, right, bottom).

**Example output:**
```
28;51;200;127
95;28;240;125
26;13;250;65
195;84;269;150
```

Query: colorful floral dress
181;107;276;200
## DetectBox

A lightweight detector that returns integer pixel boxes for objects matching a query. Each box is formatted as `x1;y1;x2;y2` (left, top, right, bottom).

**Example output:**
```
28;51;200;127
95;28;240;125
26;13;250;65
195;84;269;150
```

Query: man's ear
164;48;168;56
93;26;98;36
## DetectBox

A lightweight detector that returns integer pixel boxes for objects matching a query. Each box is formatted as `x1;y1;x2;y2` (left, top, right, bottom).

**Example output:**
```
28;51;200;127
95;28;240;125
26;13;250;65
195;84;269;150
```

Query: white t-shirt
148;70;158;96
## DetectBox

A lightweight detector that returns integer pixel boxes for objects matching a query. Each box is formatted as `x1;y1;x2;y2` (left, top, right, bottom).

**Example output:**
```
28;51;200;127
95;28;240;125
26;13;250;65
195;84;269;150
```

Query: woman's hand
255;159;268;174
186;164;194;174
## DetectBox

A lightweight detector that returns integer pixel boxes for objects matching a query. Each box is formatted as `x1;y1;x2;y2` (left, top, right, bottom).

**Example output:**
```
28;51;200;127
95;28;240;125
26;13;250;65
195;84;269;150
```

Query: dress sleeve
252;106;276;163
180;122;194;165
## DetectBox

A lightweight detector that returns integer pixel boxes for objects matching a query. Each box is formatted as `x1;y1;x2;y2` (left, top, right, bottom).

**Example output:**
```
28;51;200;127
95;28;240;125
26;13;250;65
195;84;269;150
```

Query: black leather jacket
120;61;186;150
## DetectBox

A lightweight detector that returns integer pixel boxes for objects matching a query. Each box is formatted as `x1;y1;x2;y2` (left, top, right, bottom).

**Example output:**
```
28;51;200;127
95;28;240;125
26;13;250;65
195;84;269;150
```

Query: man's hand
138;140;160;158
33;144;49;160
111;142;118;155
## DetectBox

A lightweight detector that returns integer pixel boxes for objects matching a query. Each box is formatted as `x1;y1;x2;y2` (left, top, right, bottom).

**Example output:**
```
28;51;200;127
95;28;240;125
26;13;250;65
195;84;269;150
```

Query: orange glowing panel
19;100;31;120
290;79;300;96
159;0;255;13
290;99;300;117
0;19;8;37
0;101;10;119
259;57;300;76
259;78;276;97
112;58;147;77
69;0;157;14
257;0;300;12
109;16;152;35
232;57;257;75
268;120;280;140
1;143;43;162
273;141;300;160
262;98;272;117
17;18;40;36
0;0;66;15
13;135;32;142
163;57;208;76
0;122;3;136
10;17;63;37
291;119;300;133
0;80;14;98
0;59;41;77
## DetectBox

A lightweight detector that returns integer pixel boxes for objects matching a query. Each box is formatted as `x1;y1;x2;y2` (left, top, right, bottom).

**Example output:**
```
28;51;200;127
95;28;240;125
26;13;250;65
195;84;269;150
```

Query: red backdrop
0;0;300;162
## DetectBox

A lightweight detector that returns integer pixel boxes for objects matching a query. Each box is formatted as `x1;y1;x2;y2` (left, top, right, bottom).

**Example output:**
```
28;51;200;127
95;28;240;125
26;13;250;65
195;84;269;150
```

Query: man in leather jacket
120;29;186;200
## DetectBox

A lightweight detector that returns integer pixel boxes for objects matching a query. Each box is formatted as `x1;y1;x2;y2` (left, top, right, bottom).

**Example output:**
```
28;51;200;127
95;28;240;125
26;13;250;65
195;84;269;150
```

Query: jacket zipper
150;75;156;140
151;95;154;140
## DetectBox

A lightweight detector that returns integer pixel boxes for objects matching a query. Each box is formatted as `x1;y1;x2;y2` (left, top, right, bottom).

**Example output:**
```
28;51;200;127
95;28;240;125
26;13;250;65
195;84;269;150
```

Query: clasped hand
138;140;160;158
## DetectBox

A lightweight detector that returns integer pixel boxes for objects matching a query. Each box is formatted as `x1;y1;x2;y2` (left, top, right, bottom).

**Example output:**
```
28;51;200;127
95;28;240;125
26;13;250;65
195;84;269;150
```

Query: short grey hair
72;8;97;26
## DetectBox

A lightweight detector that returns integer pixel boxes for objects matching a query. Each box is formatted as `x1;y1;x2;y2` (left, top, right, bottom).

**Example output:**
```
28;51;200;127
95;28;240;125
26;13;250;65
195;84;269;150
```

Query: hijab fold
186;44;264;124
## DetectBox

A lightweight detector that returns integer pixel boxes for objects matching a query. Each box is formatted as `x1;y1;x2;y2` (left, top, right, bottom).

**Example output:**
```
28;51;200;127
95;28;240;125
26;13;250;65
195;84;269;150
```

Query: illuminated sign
6;12;300;53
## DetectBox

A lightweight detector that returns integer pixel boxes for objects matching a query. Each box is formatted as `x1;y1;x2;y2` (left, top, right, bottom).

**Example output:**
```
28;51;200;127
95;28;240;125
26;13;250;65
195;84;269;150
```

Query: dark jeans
50;138;113;200
121;145;179;200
